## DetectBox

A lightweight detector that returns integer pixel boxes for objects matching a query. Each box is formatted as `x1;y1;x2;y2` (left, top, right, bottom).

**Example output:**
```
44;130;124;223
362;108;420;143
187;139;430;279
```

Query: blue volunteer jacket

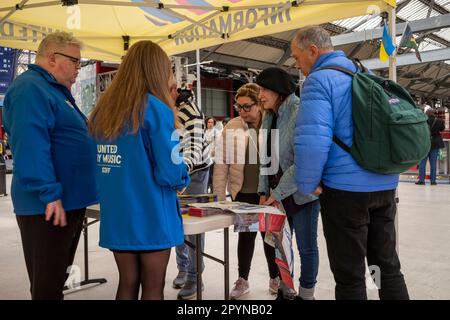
294;51;399;194
96;94;190;250
2;64;98;215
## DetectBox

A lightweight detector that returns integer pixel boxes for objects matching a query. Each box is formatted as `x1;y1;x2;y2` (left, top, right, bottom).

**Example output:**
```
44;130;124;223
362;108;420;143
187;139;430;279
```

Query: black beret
255;67;296;96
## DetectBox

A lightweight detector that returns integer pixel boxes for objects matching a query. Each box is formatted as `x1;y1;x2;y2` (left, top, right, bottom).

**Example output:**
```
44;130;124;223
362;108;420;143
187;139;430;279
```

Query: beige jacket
213;116;259;201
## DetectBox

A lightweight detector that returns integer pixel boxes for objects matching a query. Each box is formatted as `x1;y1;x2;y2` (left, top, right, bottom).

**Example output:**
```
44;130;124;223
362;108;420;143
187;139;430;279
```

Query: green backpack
316;62;430;174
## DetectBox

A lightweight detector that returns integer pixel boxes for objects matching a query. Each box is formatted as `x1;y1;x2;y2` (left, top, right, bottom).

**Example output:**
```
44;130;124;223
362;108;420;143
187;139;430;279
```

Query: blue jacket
294;51;399;194
96;94;190;250
3;64;98;215
258;93;317;206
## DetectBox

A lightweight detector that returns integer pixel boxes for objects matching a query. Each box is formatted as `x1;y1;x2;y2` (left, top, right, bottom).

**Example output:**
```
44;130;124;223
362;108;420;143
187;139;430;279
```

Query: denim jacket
258;93;317;206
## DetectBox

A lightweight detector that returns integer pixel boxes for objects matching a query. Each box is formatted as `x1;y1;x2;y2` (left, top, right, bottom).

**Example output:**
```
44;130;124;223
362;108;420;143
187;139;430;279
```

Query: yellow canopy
0;0;395;62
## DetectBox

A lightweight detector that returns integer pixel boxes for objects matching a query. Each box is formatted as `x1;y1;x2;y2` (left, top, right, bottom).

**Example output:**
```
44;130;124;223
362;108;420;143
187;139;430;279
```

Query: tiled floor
1;174;449;300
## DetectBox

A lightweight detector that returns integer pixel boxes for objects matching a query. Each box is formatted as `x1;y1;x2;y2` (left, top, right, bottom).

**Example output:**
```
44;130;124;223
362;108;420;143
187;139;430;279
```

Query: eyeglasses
234;103;256;112
54;52;81;67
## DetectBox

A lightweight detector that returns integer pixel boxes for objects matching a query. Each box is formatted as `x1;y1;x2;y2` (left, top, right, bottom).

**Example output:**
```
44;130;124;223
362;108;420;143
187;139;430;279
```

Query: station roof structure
1;1;449;100
180;0;450;101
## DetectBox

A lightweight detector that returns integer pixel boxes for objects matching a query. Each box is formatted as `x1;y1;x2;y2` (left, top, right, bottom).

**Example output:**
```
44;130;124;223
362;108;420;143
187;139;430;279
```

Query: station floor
1;174;449;300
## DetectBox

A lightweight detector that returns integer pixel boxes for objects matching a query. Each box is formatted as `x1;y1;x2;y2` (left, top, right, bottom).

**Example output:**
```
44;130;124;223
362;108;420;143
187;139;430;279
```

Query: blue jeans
287;199;320;289
175;168;209;282
419;148;439;183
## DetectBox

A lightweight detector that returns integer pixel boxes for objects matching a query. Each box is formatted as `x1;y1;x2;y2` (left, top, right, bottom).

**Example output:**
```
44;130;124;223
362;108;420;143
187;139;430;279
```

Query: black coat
428;116;445;149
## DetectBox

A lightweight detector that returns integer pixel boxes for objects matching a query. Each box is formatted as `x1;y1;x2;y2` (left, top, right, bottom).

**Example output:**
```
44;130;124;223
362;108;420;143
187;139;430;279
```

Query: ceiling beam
396;0;414;12
244;36;289;50
277;45;292;66
179;50;299;77
417;0;449;15
331;13;450;47
362;47;450;70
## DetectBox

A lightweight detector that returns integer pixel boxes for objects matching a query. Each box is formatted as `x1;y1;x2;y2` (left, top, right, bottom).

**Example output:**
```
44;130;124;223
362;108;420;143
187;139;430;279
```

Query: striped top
177;101;213;174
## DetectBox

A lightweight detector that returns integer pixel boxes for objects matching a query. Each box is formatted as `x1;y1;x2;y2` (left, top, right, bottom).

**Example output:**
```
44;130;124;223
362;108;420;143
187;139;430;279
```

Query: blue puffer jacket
294;51;399;194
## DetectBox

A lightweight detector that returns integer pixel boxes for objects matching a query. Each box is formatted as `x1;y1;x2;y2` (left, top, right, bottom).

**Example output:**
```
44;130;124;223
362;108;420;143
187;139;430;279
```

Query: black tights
113;249;171;300
235;192;279;281
238;231;279;280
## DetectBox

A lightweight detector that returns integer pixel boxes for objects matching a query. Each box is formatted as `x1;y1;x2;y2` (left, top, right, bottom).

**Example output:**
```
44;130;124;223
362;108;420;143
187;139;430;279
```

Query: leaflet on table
186;201;285;215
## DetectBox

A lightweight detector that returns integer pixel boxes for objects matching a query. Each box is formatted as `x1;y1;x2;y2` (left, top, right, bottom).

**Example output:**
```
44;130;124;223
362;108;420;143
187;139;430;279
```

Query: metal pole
196;234;202;300
196;49;202;111
388;5;399;254
84;217;89;281
224;227;229;300
388;6;397;82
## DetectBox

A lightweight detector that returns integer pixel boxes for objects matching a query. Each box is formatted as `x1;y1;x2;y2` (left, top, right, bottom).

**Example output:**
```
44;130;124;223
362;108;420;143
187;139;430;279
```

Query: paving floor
1;174;449;300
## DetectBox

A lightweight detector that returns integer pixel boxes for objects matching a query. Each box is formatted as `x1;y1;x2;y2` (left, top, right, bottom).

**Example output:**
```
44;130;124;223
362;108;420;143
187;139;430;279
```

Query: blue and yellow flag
379;24;396;62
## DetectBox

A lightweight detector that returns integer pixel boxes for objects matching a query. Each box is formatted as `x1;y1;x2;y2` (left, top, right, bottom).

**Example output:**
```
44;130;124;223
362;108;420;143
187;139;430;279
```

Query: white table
84;204;235;300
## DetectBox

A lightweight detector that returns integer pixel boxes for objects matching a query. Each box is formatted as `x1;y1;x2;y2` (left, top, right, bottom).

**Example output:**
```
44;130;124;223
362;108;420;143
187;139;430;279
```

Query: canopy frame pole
0;0;30;25
387;3;399;255
388;5;397;82
73;0;222;11
196;49;202;111
0;1;60;12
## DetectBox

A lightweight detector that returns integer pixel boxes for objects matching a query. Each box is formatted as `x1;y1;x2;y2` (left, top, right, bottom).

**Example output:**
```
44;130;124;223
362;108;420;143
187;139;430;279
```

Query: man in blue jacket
3;32;97;299
291;26;409;300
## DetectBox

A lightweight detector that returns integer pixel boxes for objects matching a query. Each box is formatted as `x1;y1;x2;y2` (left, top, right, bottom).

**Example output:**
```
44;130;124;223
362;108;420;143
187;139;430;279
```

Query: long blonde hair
89;41;179;140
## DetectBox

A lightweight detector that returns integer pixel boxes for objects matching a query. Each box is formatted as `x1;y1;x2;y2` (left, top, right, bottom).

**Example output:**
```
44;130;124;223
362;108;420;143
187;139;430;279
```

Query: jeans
319;186;409;300
419;148;439;183
175;168;209;282
286;200;320;289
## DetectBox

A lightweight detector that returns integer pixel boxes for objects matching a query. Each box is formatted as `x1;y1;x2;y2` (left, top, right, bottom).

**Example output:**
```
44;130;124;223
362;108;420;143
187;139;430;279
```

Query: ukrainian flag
379;24;396;62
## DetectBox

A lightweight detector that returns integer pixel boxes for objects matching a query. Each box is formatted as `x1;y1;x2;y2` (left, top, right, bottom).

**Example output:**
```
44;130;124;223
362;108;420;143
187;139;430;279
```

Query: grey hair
293;25;333;50
37;32;83;57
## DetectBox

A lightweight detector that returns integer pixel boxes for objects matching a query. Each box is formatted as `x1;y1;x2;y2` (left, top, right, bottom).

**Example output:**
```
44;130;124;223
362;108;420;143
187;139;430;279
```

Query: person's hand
259;195;267;205
45;199;67;227
263;195;281;209
177;187;187;195
313;185;323;196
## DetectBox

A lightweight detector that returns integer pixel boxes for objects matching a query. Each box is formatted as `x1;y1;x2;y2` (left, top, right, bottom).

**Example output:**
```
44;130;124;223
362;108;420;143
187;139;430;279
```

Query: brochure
187;201;285;215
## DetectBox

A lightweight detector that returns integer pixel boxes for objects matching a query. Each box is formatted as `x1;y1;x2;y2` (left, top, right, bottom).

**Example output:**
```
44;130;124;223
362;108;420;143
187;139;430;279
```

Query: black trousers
16;208;86;300
235;192;279;280
319;186;409;300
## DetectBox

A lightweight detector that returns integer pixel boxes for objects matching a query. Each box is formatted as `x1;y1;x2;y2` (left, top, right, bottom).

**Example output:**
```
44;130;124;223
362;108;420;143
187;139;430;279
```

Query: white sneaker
230;277;250;300
269;276;280;295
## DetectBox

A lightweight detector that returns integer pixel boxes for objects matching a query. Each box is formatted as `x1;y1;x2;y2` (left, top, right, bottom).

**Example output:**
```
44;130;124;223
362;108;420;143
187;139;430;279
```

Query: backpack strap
312;65;356;155
332;135;351;154
314;65;355;76
352;58;369;73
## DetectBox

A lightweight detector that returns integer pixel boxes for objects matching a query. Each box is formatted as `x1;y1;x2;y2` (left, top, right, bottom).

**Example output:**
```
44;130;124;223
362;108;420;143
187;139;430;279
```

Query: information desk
80;204;235;300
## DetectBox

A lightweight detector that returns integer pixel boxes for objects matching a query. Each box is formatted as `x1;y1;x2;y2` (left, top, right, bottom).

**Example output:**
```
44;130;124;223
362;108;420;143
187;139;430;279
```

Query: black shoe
275;286;298;301
431;182;437;185
177;280;204;300
415;181;425;185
